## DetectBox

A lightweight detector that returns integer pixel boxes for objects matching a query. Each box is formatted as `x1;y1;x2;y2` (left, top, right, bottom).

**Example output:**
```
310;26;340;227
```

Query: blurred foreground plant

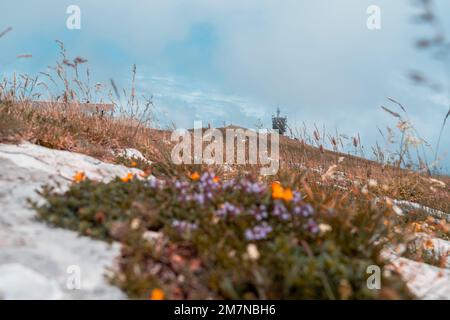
32;171;412;299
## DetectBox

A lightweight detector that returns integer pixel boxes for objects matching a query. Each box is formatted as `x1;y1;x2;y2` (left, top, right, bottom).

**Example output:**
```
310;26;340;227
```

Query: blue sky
1;0;449;172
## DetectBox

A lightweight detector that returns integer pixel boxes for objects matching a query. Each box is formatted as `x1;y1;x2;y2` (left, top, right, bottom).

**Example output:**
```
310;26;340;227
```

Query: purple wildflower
242;180;267;194
292;191;302;203
172;219;198;233
216;202;241;218
222;179;239;190
245;222;273;241
147;176;163;189
249;204;268;221
293;204;314;218
175;180;189;190
205;191;214;200
193;193;206;205
305;218;319;234
272;201;291;220
199;172;220;190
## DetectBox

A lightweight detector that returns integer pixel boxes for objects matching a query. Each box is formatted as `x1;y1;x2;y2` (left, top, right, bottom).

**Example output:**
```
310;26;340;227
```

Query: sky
0;0;449;172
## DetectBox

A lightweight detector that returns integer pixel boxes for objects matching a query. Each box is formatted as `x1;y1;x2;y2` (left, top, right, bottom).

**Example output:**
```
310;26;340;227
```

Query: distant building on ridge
272;107;287;135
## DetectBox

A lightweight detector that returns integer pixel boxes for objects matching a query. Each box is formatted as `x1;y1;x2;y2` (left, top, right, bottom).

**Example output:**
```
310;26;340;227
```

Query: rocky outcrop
390;257;450;300
0;143;142;299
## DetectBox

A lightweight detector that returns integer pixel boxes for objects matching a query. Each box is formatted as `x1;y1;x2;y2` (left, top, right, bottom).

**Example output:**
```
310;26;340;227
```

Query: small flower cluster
147;176;164;189
241;180;267;194
174;180;191;202
245;222;273;241
172;219;198;233
272;201;291;220
215;202;242;218
293;203;314;218
176;172;221;206
222;179;238;190
164;173;319;242
222;178;266;194
198;172;220;189
249;204;268;221
305;219;320;234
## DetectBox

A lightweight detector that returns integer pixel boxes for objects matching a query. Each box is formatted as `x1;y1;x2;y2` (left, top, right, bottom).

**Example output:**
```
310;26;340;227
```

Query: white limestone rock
0;142;145;299
0;263;62;300
390;257;450;300
115;148;151;164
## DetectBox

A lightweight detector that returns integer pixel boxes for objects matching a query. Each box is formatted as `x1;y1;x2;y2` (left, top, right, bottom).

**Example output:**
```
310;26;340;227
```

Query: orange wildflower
423;239;434;250
73;171;86;183
213;176;220;183
150;288;165;300
271;182;293;202
121;173;134;183
271;182;283;198
131;161;138;167
139;169;151;178
190;172;200;181
282;188;293;201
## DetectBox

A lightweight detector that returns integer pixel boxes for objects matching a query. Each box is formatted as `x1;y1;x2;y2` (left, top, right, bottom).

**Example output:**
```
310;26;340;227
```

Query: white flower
318;223;332;234
130;218;140;230
246;244;260;261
